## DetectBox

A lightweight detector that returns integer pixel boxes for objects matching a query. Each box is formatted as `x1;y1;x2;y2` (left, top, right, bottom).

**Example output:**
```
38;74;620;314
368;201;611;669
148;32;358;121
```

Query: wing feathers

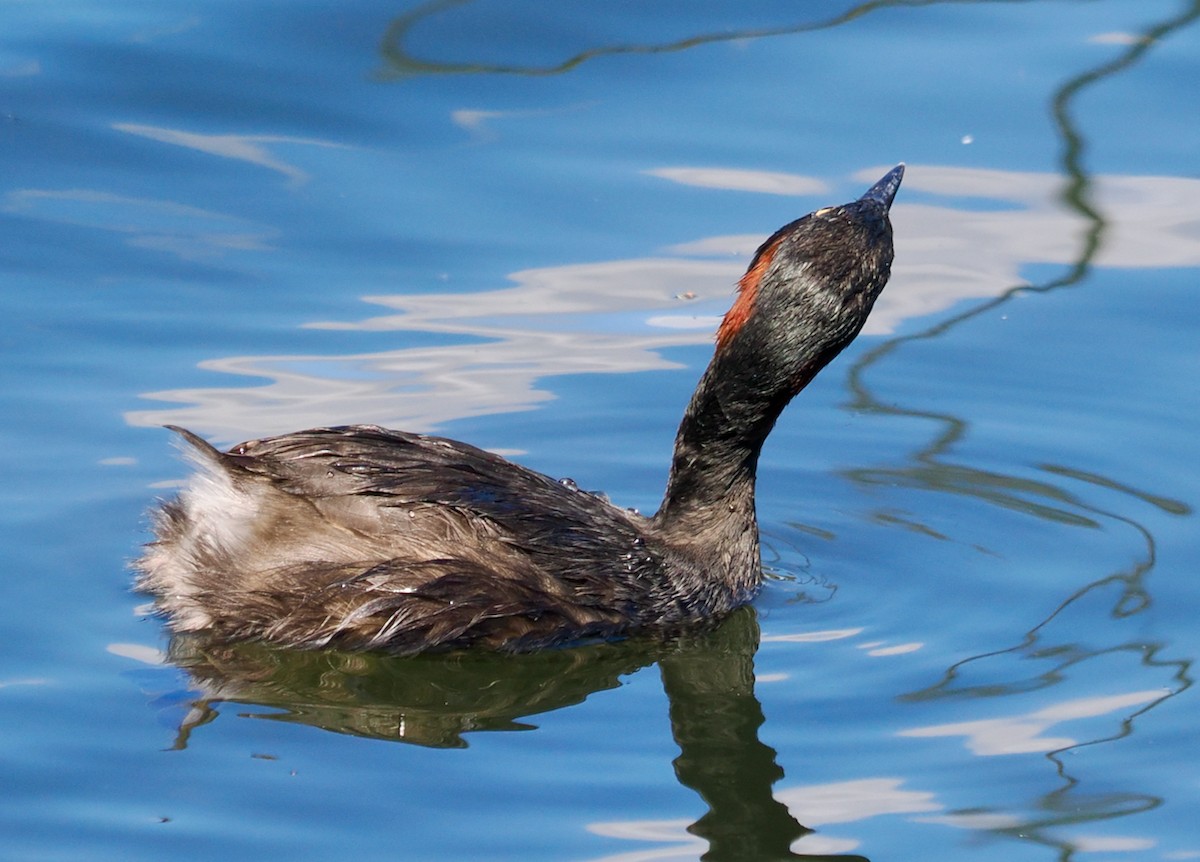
143;425;655;652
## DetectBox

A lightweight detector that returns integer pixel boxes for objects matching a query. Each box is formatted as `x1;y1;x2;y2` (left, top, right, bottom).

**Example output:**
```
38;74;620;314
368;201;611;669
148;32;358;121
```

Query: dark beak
861;164;905;210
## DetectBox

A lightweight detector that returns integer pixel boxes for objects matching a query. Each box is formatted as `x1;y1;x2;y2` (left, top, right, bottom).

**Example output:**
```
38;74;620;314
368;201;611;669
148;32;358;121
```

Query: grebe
137;165;903;654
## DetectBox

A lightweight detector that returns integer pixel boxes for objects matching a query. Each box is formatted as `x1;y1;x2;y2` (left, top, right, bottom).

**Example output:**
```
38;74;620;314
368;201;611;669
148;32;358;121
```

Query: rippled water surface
3;2;1199;860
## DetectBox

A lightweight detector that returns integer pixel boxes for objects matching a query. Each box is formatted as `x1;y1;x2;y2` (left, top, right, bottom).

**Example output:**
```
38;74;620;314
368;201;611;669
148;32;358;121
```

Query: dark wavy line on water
848;3;1198;851
376;0;1045;79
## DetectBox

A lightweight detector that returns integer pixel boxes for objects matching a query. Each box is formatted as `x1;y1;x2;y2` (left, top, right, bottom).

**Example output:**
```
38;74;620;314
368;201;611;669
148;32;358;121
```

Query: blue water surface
2;1;1199;860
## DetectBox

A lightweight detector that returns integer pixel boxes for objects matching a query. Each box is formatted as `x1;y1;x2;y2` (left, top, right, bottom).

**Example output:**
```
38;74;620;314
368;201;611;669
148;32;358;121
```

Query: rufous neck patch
716;236;784;350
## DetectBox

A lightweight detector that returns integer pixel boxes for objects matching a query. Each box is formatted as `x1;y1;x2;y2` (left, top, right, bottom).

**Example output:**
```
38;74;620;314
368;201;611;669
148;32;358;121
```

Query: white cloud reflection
585;777;939;860
126;164;1200;442
114;123;350;187
858;640;923;657
898;689;1167;756
761;627;864;643
777;777;940;825
645;167;829;196
3;188;276;259
106;642;166;665
920;815;1166;855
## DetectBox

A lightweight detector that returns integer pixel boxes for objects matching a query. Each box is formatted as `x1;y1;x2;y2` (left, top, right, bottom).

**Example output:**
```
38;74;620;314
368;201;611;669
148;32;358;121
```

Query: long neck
652;308;844;538
652;335;797;544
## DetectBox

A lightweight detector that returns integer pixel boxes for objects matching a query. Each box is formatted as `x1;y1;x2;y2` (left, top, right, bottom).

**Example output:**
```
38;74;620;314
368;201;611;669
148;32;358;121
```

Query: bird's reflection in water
163;609;867;861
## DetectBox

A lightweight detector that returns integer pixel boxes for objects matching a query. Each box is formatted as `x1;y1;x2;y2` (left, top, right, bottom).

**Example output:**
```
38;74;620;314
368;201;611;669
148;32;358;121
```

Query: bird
136;164;903;655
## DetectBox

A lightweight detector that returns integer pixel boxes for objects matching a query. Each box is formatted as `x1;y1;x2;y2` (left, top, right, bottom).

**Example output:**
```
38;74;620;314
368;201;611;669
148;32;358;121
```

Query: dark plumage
137;165;903;654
